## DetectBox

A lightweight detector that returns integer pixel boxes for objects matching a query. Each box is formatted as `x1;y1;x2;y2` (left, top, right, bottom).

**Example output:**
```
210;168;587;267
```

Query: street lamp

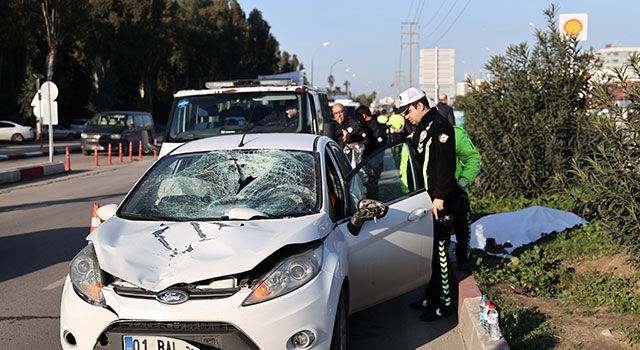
329;59;343;89
311;41;329;85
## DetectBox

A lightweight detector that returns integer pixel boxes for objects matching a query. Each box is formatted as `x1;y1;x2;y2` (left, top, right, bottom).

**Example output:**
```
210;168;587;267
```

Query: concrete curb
457;272;510;349
0;161;67;184
0;146;81;161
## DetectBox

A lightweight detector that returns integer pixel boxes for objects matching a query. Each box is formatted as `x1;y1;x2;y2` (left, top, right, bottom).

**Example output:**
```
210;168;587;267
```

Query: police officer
355;105;386;158
398;87;457;322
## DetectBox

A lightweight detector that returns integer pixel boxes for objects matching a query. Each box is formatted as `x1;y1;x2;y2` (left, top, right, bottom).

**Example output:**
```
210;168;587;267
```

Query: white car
0;120;35;143
60;133;434;350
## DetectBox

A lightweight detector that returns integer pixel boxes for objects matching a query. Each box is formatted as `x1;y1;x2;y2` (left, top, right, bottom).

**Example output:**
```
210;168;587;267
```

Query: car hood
88;214;331;292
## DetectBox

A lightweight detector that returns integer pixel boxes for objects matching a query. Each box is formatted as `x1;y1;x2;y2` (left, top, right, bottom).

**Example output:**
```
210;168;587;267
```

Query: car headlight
110;134;122;139
80;132;88;139
69;243;106;306
243;244;323;306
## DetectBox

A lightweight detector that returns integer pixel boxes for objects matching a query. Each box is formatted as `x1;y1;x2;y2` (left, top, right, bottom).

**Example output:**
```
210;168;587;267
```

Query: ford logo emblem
155;289;189;305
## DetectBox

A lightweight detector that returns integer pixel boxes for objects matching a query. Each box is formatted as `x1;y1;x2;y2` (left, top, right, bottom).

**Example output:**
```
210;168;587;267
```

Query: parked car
60;133;434;350
80;111;154;155
68;118;89;136
41;124;77;140
0;120;35;143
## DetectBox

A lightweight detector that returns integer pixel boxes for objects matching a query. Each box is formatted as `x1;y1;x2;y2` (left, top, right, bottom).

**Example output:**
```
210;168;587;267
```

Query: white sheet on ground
467;205;588;254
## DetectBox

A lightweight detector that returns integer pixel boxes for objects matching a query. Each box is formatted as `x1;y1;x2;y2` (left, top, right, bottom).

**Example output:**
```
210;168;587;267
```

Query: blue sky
236;0;640;102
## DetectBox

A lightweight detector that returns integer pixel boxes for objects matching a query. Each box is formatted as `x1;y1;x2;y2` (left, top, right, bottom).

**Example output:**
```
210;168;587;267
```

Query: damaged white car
60;133;434;350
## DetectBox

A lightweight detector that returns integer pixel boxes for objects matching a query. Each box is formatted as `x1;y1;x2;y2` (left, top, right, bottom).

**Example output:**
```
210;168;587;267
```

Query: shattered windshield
119;149;320;220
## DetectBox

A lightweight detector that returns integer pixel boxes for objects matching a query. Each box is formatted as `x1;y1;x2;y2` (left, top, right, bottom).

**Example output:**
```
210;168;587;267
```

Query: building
419;48;455;100
594;45;640;82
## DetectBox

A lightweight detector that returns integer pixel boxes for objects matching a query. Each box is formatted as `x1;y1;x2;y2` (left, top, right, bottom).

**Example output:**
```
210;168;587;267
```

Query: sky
235;0;640;103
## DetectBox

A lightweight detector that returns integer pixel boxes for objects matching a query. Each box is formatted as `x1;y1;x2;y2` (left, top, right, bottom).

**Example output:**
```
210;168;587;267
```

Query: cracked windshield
120;149;319;220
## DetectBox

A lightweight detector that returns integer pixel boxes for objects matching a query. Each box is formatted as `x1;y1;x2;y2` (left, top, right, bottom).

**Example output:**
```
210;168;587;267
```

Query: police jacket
410;107;457;201
333;117;372;150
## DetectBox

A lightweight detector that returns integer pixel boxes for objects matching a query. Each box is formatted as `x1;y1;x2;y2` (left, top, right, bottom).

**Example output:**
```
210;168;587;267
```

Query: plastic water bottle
478;295;488;326
486;304;501;340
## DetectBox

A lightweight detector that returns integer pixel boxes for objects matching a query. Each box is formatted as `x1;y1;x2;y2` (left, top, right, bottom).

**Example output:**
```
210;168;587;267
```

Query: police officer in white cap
398;87;457;321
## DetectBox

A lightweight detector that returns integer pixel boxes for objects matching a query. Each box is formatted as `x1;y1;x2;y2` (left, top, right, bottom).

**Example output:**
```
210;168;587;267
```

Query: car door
338;140;433;313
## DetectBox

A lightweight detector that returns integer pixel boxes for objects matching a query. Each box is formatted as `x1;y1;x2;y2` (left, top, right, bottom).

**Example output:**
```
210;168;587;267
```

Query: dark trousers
424;217;453;308
451;189;471;263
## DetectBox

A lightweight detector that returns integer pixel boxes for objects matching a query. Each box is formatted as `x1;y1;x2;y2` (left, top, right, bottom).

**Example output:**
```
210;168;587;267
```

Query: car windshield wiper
120;212;168;221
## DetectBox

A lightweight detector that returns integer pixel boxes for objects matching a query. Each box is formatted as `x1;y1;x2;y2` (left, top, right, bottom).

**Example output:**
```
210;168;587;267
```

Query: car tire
83;149;92;156
330;289;348;350
11;133;24;143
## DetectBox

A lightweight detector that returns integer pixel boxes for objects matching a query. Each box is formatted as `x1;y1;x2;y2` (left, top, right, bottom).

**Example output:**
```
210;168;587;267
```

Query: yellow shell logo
563;19;583;37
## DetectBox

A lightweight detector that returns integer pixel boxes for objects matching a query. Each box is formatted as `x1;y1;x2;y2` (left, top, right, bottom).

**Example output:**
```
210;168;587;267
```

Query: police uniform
410;105;458;319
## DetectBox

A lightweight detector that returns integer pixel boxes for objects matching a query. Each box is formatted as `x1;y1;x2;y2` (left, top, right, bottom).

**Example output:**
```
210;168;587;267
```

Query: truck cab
157;79;334;157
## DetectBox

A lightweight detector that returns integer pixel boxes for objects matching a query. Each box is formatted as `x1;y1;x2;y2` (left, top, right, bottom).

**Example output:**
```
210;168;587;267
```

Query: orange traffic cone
90;201;101;232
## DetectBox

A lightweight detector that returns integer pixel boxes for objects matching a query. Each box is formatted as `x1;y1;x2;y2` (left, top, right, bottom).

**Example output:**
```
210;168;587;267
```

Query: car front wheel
330;289;348;350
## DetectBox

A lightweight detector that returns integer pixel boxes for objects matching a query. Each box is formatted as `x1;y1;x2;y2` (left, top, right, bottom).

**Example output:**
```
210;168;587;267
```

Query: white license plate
123;335;200;350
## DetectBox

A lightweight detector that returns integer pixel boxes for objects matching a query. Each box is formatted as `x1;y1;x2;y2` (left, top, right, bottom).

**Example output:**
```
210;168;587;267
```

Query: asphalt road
0;139;467;349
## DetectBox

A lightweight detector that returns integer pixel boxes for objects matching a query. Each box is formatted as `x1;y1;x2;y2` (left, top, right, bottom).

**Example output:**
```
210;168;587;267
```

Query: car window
347;140;423;207
119;149;321;220
324;148;347;221
168;93;307;141
328;143;352;178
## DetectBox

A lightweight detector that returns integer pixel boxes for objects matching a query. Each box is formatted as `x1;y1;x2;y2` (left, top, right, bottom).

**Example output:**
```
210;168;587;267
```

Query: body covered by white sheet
469;205;588;254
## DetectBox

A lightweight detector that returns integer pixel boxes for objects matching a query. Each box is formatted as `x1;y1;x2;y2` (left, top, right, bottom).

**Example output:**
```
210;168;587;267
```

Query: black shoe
419;306;452;322
409;299;428;310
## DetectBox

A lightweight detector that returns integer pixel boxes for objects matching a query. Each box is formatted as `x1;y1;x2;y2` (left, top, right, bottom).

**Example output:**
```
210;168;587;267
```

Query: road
0;140;466;349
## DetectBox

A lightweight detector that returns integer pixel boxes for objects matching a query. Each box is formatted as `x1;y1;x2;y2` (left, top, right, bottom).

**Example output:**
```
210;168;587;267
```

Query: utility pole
402;22;419;89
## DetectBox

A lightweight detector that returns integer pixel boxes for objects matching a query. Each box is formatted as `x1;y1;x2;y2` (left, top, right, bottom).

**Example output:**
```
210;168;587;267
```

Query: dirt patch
494;253;640;349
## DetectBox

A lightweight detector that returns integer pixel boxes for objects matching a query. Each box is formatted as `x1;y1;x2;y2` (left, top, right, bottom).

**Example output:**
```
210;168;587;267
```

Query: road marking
43;277;66;290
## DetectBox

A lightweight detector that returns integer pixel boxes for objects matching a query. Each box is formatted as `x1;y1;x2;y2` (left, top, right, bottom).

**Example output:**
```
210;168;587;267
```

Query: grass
469;198;640;349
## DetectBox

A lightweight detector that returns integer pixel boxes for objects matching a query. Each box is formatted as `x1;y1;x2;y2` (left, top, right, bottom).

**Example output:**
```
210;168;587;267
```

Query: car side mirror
141;129;160;153
347;199;389;235
322;121;335;138
96;203;118;221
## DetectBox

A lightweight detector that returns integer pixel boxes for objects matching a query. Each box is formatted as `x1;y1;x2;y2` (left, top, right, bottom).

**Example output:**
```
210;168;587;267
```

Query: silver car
0;120;35;143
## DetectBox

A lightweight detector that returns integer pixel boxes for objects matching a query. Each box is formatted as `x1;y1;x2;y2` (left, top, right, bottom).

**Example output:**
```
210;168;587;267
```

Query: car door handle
408;208;428;222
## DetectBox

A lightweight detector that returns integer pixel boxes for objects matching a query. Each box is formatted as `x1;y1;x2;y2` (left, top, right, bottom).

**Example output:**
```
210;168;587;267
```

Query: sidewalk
0;144;82;184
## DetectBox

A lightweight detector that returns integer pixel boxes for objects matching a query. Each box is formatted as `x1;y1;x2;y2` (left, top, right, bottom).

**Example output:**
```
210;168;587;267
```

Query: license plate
123;335;200;350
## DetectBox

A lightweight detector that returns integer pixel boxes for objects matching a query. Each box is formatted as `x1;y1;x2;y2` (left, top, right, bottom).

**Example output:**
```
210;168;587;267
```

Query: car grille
96;321;259;349
113;285;240;299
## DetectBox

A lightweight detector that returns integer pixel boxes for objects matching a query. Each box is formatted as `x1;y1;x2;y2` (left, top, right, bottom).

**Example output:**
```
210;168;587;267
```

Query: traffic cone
90;201;101;232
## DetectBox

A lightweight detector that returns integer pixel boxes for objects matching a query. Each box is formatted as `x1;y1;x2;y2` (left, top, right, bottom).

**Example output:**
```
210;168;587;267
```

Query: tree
572;53;640;264
244;9;279;76
461;4;597;199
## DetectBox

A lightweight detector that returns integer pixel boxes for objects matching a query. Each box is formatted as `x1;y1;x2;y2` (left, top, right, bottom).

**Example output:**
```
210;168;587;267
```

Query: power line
426;0;472;47
421;0;451;39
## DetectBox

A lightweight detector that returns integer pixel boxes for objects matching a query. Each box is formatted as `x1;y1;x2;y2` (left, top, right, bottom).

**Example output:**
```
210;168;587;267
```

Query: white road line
43;277;66;290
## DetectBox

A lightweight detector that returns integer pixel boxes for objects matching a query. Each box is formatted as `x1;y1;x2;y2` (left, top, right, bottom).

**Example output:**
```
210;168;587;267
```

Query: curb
0;146;82;161
456;271;510;350
0;161;67;184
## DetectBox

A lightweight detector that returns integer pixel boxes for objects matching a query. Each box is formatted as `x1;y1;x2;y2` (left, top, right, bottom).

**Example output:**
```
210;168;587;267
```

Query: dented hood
88;214;331;292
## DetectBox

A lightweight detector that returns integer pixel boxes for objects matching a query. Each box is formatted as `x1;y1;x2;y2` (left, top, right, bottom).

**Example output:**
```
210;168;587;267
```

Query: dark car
80;111;154;155
68;118;89;136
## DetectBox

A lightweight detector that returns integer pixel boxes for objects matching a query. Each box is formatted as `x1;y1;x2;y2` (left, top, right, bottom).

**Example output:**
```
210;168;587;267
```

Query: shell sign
559;13;588;41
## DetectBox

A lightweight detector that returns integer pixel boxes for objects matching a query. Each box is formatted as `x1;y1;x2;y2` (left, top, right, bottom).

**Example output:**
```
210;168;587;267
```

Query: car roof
173;79;323;98
93;111;151;116
169;133;331;156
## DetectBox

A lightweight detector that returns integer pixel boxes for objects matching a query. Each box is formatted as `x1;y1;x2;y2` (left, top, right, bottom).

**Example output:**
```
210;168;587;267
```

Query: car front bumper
60;267;342;350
